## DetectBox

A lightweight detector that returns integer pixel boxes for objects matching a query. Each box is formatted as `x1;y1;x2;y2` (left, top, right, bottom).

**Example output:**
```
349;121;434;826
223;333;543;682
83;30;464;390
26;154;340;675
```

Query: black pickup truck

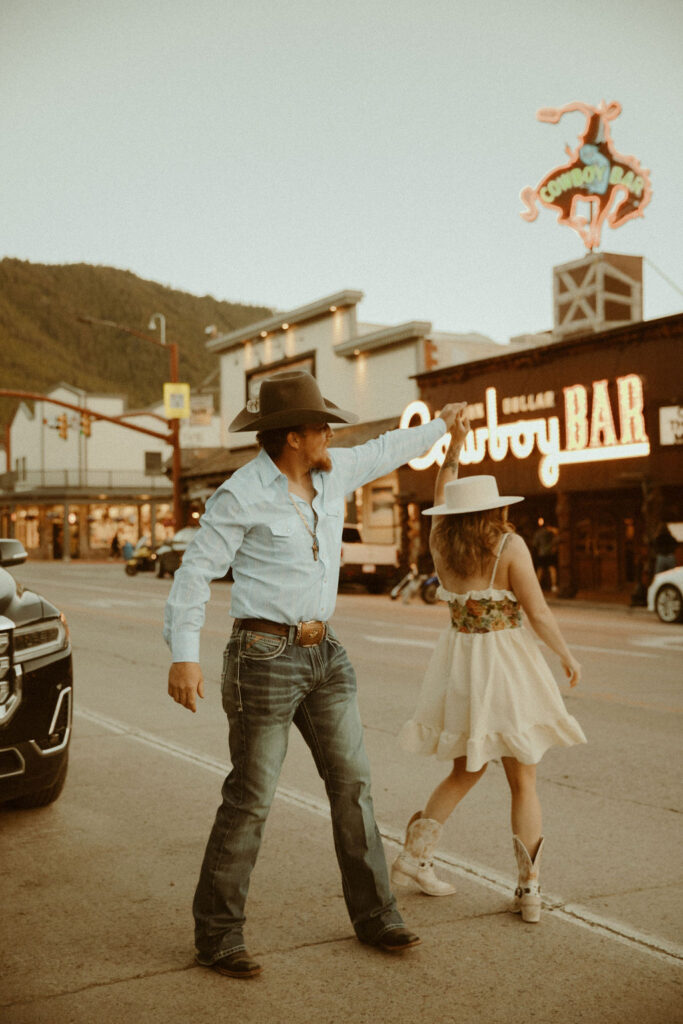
0;539;72;808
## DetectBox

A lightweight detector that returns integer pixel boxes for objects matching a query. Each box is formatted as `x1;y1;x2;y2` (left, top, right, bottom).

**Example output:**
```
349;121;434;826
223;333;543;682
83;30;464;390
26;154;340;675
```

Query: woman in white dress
393;410;586;922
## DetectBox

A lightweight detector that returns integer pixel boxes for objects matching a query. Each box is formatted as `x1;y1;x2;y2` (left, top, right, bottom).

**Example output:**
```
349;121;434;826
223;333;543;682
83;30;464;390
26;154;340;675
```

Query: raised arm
332;402;465;495
433;405;470;508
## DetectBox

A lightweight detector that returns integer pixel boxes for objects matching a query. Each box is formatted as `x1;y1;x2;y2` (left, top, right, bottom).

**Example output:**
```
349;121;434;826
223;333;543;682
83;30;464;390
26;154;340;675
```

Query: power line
644;257;683;299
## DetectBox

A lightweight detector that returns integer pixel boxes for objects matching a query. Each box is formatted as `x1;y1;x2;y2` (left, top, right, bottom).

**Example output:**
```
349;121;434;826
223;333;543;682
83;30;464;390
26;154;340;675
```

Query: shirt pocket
259;519;296;556
320;506;343;557
268;520;294;538
321;497;343;520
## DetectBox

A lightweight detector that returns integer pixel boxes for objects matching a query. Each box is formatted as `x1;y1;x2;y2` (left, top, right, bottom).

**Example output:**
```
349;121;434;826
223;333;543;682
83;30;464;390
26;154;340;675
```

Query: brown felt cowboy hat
228;369;358;433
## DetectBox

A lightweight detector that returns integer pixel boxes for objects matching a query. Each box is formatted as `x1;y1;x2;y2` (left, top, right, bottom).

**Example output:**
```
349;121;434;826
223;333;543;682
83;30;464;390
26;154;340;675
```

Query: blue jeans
193;626;403;963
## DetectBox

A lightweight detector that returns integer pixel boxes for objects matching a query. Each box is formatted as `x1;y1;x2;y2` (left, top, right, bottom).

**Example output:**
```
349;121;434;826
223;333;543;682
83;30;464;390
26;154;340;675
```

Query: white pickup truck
339;523;399;593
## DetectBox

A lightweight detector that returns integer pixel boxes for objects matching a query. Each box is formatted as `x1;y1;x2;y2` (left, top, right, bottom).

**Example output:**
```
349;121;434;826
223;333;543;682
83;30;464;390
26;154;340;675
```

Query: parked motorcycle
421;574;439;604
124;537;157;576
390;565;439;604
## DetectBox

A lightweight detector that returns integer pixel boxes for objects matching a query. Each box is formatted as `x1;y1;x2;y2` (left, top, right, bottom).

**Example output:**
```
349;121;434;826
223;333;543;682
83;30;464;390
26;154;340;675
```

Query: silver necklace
288;494;319;561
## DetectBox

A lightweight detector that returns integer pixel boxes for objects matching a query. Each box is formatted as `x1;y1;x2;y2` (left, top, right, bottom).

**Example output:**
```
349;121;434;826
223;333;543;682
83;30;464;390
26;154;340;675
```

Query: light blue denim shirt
163;417;445;662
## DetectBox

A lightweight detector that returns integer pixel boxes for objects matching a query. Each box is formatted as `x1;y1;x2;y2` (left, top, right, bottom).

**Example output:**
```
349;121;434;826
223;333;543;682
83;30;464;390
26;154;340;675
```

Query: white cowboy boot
391;812;457;897
509;835;544;923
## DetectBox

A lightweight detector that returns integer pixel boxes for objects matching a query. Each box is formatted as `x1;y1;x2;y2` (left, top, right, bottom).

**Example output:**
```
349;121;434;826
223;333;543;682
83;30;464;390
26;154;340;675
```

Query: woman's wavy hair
430;507;515;577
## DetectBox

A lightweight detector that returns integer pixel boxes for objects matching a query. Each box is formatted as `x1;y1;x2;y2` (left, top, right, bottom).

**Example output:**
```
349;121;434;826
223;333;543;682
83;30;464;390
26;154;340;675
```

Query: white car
647;566;683;624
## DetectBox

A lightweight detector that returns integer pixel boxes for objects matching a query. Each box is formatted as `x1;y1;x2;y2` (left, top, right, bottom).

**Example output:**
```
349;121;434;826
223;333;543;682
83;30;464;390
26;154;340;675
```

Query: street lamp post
147;312;166;347
77;313;184;531
148;313;183;531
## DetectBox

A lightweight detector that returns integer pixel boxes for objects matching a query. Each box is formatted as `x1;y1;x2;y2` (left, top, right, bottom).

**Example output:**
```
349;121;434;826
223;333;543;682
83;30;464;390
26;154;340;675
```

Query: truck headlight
13;616;69;663
0;656;10;703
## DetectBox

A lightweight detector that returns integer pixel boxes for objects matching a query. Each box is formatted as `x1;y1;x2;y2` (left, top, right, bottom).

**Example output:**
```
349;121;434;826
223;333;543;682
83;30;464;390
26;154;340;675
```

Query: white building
0;383;221;558
1;290;504;559
183;289;504;547
209;289;503;448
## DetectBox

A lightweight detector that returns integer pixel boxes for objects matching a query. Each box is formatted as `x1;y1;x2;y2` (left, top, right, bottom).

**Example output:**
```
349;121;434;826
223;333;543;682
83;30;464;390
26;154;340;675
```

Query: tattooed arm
432;406;470;509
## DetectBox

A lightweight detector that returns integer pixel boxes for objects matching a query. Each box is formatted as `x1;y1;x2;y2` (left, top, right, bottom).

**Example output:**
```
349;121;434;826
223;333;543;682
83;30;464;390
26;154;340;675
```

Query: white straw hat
422;475;524;516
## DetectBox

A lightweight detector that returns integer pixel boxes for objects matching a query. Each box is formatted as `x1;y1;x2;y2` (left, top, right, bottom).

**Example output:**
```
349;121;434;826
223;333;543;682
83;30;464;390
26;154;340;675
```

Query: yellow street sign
163;382;191;419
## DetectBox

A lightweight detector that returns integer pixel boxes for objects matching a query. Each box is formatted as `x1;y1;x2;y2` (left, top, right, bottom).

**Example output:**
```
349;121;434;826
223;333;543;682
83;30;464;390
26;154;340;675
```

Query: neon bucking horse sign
520;101;652;251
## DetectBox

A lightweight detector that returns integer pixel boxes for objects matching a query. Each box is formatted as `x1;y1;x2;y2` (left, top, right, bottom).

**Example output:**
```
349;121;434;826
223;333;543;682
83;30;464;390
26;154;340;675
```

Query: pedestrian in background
531;518;558;593
653;522;678;575
164;369;464;978
395;409;586;922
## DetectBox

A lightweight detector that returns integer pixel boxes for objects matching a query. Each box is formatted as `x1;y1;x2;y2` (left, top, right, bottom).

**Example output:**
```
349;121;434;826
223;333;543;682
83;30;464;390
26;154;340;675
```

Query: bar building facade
404;312;683;599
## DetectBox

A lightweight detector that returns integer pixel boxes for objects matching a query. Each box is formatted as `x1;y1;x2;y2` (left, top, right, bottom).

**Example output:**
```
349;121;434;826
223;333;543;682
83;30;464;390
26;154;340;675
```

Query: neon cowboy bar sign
519;101;652;252
400;374;650;488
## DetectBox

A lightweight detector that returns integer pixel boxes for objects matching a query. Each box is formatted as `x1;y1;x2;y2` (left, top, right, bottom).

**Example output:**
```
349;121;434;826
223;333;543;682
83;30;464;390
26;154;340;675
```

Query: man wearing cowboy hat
164;369;463;978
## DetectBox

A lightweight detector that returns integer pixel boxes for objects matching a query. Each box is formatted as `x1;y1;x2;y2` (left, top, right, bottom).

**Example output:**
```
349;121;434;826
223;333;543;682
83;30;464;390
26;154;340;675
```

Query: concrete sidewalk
3;711;681;1024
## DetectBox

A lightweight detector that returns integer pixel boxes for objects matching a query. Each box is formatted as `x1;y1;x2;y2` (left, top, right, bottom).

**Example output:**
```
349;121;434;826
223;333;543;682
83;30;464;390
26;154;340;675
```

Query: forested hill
0;258;272;426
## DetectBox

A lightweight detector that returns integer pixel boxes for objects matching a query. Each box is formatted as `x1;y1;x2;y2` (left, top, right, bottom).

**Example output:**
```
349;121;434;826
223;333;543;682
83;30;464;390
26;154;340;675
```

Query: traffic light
57;414;68;440
80;412;92;437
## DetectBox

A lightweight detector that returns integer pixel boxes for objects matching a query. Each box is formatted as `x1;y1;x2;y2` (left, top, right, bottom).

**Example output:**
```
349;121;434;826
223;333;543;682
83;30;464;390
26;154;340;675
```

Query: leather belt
234;618;328;647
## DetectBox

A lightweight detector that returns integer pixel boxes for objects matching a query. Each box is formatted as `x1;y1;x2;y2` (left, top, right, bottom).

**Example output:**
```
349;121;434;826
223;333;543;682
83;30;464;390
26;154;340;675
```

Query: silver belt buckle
296;620;325;647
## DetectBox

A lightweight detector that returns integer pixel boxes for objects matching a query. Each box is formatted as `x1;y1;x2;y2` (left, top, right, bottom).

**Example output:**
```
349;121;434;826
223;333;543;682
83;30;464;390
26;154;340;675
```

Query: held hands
168;661;205;713
449;406;470;448
437;402;467;431
437;403;471;450
433;404;470;496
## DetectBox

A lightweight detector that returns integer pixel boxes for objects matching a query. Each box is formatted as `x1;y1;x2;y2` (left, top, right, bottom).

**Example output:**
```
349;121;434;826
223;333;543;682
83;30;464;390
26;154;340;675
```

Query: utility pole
77;314;184;529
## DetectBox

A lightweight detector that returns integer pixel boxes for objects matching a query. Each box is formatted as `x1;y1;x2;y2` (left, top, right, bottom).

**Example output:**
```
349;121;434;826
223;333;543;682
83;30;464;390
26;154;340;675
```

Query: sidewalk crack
540;776;682;814
1;963;198;1011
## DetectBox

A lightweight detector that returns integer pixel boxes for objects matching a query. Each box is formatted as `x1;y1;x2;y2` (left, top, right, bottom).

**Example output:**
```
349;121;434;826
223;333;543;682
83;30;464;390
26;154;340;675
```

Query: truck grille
0;747;25;779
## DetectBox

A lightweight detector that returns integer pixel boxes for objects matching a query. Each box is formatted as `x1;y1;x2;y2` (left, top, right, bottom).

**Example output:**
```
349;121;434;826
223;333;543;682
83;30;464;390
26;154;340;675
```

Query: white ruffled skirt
398;625;586;771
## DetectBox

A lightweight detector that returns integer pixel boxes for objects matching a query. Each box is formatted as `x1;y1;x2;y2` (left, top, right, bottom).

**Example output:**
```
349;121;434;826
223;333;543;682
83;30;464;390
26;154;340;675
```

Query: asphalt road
2;562;682;1023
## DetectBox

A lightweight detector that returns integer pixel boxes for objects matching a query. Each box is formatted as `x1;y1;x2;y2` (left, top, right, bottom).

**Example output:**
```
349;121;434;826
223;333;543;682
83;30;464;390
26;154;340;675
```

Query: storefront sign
400;374;650;488
519;101;652;251
659;406;683;445
501;391;555;415
190;394;214;427
163;382;190;419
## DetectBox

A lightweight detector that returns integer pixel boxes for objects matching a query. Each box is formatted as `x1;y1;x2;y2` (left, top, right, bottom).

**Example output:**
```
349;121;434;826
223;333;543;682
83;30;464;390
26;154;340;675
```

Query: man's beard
310;453;332;472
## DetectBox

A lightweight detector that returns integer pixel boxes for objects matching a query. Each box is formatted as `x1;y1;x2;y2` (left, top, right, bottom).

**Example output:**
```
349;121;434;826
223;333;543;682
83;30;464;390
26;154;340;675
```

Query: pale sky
2;0;682;345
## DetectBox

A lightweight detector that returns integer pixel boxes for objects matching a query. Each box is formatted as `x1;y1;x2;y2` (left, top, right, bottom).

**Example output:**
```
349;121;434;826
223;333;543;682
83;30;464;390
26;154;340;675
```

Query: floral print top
439;587;523;634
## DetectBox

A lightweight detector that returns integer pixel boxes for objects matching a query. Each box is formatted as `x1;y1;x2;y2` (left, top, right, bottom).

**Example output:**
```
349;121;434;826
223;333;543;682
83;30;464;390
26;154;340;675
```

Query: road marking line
567;690;683;713
569;643;656;658
337;617;443;634
631;635;683;650
76;706;682;965
364;635;434;648
363;636;658;658
17;577;163;600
